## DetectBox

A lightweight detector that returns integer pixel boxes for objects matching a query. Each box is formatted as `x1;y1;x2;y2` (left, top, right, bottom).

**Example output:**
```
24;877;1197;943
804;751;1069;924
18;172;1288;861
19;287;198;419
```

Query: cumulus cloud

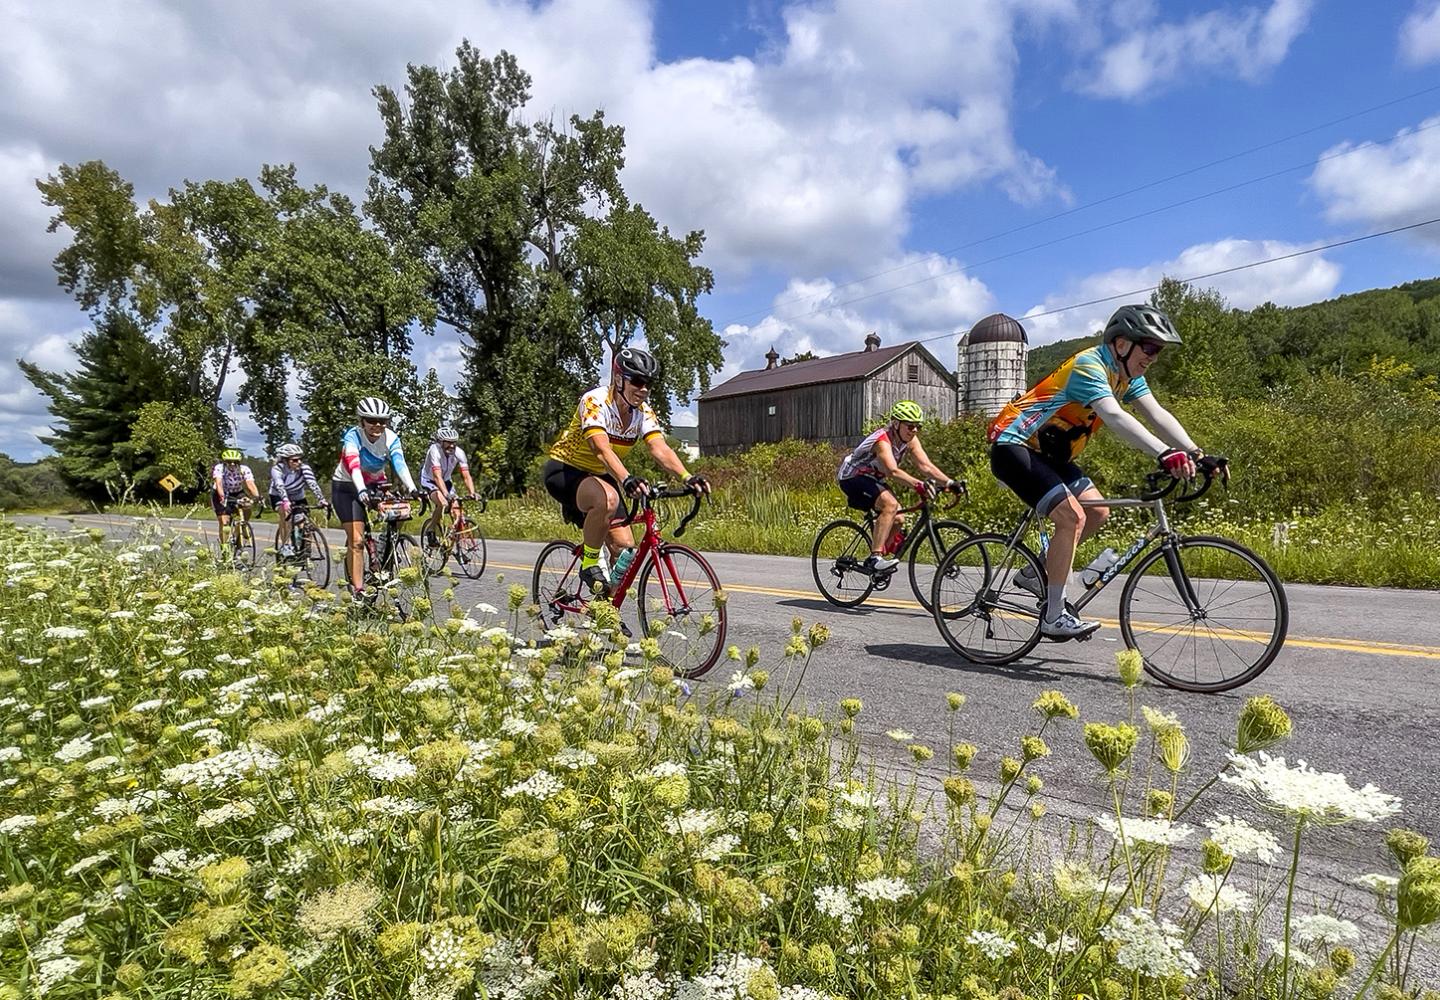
1021;236;1341;343
1400;1;1440;64
0;299;87;459
1310;115;1440;238
718;251;995;383
1079;0;1313;100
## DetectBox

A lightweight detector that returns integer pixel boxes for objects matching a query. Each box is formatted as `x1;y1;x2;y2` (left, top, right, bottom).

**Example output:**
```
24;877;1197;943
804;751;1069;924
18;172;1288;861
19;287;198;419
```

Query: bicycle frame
872;490;964;562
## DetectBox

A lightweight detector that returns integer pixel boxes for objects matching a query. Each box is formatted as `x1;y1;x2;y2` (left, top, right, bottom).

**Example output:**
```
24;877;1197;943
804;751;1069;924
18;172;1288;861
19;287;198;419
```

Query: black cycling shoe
579;565;611;597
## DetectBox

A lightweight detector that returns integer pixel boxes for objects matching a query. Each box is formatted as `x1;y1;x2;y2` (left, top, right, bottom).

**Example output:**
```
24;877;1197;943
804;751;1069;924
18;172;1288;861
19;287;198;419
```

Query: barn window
768;405;777;416
907;362;920;383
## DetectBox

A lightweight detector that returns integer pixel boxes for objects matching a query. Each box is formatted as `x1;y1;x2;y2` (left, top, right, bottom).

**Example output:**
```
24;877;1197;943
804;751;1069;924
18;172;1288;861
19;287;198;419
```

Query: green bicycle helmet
889;400;924;424
220;448;243;462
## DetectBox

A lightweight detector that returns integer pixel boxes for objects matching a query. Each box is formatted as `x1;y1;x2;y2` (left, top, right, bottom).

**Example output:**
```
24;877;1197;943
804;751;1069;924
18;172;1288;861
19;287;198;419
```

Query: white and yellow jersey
547;386;662;476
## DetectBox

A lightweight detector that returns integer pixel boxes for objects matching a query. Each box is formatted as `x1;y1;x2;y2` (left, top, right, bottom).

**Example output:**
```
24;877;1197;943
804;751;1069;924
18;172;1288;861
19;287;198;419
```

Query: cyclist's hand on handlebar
1198;453;1230;485
944;477;967;496
684;473;710;496
913;480;936;500
356;489;371;506
622;474;649;498
1157;448;1196;480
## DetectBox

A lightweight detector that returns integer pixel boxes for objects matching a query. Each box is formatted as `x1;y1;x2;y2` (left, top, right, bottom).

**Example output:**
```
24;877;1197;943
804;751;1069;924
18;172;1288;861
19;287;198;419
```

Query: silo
954;331;968;418
961;313;1028;417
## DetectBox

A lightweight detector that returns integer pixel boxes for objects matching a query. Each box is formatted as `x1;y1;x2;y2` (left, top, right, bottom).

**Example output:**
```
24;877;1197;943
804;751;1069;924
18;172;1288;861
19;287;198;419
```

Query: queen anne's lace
1221;752;1402;823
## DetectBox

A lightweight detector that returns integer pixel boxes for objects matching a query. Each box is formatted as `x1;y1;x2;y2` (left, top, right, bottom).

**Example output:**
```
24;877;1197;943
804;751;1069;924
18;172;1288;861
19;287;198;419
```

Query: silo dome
967;313;1028;346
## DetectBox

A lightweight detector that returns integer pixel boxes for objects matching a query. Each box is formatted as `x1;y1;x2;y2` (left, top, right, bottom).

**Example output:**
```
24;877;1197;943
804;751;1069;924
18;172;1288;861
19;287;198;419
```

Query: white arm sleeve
1090;395;1170;458
1132;394;1200;453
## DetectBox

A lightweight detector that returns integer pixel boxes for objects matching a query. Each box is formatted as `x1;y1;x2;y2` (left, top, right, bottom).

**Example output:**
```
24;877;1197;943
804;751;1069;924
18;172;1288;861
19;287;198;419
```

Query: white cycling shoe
1040;610;1102;641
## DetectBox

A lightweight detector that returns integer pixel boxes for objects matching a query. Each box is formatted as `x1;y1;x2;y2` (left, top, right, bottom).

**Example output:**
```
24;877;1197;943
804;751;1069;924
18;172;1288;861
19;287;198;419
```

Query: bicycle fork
1158;538;1205;618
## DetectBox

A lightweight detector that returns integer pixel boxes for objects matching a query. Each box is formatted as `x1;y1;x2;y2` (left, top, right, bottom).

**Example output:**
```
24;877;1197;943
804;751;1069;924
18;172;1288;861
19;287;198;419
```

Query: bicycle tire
233;521;257;571
301;523;331;589
811;519;877;608
908;518;975;613
1118;535;1288;693
453;524;487;580
636;542;727;679
421;521;449;575
930;533;1045;665
532;540;585;626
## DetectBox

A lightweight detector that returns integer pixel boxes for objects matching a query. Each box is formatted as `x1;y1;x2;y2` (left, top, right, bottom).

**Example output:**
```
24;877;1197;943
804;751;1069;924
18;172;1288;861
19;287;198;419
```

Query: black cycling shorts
990;444;1094;517
542;459;620;529
330;480;368;524
838;475;890;513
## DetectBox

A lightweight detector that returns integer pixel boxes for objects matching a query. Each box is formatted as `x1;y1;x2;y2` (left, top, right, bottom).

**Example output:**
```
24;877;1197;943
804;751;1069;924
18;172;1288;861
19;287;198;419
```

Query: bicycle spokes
931;534;1044;665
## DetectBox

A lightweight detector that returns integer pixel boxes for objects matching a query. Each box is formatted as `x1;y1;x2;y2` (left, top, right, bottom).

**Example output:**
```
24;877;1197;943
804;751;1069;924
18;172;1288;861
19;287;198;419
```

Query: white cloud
719;251;995;381
1310;116;1440;238
1400;1;1440;64
1080;0;1313;100
1021;237;1341;343
0;299;87;459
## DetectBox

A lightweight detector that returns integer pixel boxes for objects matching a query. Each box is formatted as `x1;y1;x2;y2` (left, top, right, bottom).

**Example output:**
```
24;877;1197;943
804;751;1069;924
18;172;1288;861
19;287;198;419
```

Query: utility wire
909;215;1440;347
762;118;1440;325
722;82;1440;326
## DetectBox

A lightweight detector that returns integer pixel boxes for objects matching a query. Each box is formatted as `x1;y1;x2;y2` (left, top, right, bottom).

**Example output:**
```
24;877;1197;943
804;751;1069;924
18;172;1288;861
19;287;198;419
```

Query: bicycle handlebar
615;482;707;537
1139;456;1229;503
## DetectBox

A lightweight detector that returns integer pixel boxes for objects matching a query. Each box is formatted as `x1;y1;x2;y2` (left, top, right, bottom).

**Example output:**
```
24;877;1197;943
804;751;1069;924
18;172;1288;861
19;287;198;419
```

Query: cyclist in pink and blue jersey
331;397;417;598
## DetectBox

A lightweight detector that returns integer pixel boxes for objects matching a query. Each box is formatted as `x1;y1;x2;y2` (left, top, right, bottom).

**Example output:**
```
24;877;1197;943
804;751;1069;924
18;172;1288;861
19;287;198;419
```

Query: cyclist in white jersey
330;397;418;598
211;448;259;538
836;400;963;574
267;443;327;558
419;426;479;546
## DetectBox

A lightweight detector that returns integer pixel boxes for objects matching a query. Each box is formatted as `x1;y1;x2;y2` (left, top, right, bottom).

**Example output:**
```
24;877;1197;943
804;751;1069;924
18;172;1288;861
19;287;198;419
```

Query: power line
910;215;1440;347
721;82;1440;327
762;119;1440;325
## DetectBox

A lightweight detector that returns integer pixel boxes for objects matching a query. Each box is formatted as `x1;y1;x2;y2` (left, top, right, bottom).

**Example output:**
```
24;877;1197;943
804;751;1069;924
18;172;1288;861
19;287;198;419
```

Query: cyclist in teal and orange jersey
988;304;1206;640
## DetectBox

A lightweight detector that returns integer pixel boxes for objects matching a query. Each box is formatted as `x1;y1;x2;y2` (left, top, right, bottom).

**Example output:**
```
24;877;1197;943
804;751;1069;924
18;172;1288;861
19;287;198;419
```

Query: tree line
20;42;724;504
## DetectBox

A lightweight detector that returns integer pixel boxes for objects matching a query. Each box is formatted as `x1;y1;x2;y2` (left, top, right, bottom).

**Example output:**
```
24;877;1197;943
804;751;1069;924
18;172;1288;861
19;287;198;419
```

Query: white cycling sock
1044;584;1066;623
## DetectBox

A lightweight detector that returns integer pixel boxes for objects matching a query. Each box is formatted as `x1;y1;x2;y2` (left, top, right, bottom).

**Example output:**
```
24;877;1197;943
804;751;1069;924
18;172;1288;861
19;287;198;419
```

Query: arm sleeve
211;465;224;496
1132;394;1199;452
1090;395;1169;458
454;446;469;471
340;428;366;492
388;432;417;493
241;466;255;484
269;464;284;493
302;463;323;497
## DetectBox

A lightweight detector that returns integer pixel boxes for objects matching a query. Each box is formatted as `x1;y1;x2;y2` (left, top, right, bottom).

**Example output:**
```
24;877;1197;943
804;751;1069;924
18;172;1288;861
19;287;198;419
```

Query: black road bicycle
811;481;973;612
340;481;421;617
272;501;331;588
219;495;256;570
929;458;1288;693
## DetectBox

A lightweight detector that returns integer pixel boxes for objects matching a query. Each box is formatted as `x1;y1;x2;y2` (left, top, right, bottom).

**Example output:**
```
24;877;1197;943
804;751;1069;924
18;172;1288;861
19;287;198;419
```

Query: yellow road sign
158;474;181;492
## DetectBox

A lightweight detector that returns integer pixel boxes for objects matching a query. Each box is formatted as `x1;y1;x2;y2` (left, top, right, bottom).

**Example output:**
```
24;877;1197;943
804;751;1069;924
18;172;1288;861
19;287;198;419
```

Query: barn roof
699;341;956;402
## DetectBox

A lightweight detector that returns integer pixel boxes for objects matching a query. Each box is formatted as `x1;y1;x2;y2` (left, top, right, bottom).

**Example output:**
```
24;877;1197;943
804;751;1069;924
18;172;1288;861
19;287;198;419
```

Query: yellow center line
52;517;1440;661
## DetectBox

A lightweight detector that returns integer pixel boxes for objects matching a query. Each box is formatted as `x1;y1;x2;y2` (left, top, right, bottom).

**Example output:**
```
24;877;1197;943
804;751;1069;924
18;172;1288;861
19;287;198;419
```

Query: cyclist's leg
424;488;446;539
333;481;368;592
273;497;291;551
838;476;893;570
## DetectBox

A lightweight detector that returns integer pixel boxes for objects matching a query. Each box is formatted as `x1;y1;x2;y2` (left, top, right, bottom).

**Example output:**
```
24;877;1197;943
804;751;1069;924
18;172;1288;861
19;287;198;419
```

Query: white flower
473;602;499;615
812;885;858;925
107;609;136;619
834;780;874;811
641;761;687;779
0;814;39;835
364;752;417;783
1220;752;1402;824
501;769;563;801
500;715;537;738
885;729;914;742
699;833;740;861
54;734;96;763
36;956;84;995
195;800;258;828
83;755;120;773
726;670;755;693
1203;814;1282;863
402;675;451;695
544;624;578;642
129;698;167;713
64;852;112;876
1101;908;1201;981
178;668;210;682
1096;813;1192;847
966;929;1017;961
1141;705;1183;732
1354;872;1399;895
1267;937;1317;969
552;747;598;770
854;876;911;902
261;824;297;846
1027;930;1080;956
361;795;425;816
0;746;21;763
161;744;283;790
832;809;866;832
1292;914;1361;946
42;625;89;640
1182;874;1254;914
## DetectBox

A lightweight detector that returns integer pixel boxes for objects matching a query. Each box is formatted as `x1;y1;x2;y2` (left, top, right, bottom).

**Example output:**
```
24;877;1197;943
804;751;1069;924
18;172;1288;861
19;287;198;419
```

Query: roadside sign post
158;474;181;506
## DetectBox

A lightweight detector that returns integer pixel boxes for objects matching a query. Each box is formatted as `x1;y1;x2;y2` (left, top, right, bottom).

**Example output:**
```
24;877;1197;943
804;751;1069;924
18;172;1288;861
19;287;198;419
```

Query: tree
780;350;819;366
19;312;186;503
120;399;219;495
366;41;722;488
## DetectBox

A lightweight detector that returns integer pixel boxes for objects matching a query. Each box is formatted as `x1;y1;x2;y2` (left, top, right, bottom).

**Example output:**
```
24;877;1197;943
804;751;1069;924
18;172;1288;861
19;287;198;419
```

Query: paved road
18;512;1440;968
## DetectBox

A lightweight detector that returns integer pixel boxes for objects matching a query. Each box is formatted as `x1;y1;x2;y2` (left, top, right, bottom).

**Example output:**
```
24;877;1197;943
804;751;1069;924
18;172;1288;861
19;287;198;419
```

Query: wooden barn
697;333;957;456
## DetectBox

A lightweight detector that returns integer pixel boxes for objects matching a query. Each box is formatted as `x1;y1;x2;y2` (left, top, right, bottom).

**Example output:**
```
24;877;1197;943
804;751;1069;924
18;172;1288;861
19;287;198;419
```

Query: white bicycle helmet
275;443;303;459
433;426;459;443
355;397;392;421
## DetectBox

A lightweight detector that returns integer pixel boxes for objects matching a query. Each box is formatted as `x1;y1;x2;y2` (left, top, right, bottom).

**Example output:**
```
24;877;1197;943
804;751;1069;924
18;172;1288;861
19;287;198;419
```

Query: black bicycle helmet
613;346;660;382
1102;304;1182;348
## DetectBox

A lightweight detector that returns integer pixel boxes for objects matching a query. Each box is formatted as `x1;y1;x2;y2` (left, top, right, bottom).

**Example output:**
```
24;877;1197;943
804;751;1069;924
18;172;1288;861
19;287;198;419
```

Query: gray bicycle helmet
275;443;303;459
613;346;660;382
433;426;459;443
355;396;392;421
1102;304;1183;348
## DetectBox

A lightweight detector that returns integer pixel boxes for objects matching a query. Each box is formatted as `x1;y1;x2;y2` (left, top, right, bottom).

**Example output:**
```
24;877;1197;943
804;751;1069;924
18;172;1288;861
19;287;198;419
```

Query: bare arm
906;437;951;484
874;435;923;490
1132;394;1200;453
644;434;692;481
586;431;634;484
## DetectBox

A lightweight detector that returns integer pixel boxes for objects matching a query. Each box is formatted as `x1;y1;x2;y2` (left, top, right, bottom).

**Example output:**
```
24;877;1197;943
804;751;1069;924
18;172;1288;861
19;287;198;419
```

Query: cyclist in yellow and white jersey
542;347;708;595
211;448;259;538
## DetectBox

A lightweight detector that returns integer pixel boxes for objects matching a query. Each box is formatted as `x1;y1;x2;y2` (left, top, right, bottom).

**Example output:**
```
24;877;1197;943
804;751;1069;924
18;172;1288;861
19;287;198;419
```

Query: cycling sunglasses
625;375;652;390
1136;341;1165;357
360;417;389;427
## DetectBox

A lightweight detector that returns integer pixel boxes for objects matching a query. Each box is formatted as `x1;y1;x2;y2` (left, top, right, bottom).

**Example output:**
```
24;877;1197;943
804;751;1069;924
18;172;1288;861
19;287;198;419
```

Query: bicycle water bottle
610;547;636;586
1079;547;1119;589
885;527;906;555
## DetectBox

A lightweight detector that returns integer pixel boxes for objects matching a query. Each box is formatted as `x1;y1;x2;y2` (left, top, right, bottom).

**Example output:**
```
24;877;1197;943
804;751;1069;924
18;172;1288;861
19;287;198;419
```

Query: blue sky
2;0;1439;458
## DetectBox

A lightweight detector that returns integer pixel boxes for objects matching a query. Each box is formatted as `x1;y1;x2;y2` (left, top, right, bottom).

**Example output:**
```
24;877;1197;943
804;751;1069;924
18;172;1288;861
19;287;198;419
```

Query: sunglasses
900;421;922;431
361;417;388;427
625;376;652;390
1136;341;1164;357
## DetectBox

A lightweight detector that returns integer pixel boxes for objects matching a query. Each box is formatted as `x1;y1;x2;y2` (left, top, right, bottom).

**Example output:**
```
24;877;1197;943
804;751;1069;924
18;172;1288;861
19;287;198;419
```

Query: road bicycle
272;500;331;588
532;484;726;678
811;481;973;612
419;495;488;579
929;458;1288;693
218;495;256;570
340;481;421;617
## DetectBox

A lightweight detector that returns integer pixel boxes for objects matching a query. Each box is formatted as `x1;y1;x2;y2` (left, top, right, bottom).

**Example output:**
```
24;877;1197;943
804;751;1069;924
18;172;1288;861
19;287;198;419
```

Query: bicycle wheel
533;540;585;626
811;519;876;608
371;534;419;619
636;543;727;679
1118;535;1288;693
299;524;331;588
931;533;1044;665
908;518;976;613
421;519;449;575
452;523;487;580
233;521;257;571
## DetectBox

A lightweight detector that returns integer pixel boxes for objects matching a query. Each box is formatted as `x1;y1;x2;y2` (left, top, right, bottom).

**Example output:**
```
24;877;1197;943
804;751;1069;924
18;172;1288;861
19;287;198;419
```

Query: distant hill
1025;276;1440;391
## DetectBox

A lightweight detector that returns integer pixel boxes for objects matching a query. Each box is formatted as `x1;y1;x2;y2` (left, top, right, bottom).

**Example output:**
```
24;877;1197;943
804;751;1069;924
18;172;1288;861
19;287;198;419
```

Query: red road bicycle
532;484;727;678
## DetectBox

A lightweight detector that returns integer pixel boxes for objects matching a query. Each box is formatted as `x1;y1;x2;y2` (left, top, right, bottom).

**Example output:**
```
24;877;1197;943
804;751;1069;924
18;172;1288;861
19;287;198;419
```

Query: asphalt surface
16;512;1440;976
